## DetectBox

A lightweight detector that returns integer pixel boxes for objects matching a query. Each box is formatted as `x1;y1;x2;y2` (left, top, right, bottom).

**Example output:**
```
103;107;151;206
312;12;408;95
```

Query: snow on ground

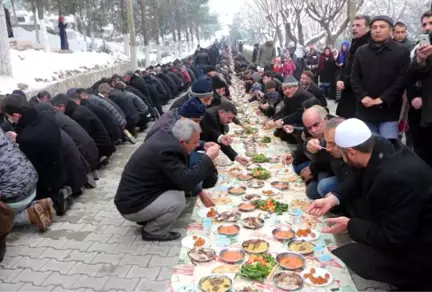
0;27;211;95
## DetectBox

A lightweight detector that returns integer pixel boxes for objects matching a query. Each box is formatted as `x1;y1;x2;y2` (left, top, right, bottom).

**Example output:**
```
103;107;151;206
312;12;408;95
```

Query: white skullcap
335;118;372;148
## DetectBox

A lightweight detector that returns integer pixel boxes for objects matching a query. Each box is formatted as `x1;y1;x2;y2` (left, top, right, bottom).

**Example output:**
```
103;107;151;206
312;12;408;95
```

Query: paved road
0;97;392;292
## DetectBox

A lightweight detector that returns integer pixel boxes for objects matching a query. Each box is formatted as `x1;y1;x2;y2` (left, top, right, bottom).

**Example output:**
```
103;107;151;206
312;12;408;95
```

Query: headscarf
337;41;351;65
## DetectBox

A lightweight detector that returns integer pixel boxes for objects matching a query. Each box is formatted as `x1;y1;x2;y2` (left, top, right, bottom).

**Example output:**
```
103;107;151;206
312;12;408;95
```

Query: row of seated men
0;58;204;262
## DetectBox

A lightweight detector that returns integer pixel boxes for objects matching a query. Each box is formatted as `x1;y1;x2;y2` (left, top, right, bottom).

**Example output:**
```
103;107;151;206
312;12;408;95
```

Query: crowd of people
0;41;229;261
235;12;432;290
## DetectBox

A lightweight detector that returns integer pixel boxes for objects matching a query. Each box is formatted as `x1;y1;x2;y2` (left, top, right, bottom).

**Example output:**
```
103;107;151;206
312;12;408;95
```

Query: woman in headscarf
335;41;350;101
58;16;69;50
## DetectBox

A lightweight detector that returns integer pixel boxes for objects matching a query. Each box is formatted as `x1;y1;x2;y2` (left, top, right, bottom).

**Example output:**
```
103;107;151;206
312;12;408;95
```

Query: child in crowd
259;80;281;117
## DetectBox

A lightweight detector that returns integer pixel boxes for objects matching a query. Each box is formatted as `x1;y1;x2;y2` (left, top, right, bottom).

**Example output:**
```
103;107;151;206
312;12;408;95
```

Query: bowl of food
238;202;256;212
241;217;265;229
235;287;263;292
252;154;269;163
276;252;306;270
271;181;289;191
217;224;240;236
228;186;247;195
242;193;262;202
198;207;219;219
199;274;233;292
248;180;264;189
242;239;269;254
188;247;216;262
295;228;320;241
252;167;271;180
272;227;295;241
219;248;246;264
238;174;253;181
300;267;334;287
287;240;314;255
216;211;242;223
273;271;303;291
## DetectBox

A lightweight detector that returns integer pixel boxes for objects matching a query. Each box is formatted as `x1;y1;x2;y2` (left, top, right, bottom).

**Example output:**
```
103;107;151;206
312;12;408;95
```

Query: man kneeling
114;119;220;241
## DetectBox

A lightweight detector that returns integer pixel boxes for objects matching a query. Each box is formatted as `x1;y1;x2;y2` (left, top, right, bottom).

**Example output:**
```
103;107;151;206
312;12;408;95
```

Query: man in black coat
308;118;432;290
351;15;410;139
2;95;67;214
115;119;219;241
300;70;328;111
50;94;113;159
200;102;249;166
336;15;371;119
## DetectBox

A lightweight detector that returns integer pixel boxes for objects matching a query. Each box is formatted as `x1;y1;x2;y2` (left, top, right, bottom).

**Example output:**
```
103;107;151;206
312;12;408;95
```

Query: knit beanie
371;15;394;27
178;98;207;118
282;75;299;88
252;72;262;82
66;88;78;97
191;77;213;97
12;89;26;98
212;75;227;90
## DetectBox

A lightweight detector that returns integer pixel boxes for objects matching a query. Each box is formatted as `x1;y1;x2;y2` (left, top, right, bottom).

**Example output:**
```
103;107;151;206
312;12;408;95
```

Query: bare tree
35;0;50;52
139;0;150;67
0;0;12;76
151;0;161;63
126;0;137;69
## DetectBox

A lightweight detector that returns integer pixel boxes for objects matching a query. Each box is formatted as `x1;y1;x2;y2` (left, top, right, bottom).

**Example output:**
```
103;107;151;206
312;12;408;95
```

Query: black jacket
125;85;153;111
110;89;140;125
129;74;152;104
81;99;122;145
158;73;178;96
409;55;432;127
201;106;238;161
194;52;211;66
64;101;111;151
351;39;410;122
53;110;99;170
15;108;64;198
345;137;432;254
274;88;315;125
114;130;214;215
306;82;328;108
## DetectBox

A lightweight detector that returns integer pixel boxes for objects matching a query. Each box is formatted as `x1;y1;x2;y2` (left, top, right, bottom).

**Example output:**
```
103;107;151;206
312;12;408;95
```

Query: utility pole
127;0;137;70
347;0;357;39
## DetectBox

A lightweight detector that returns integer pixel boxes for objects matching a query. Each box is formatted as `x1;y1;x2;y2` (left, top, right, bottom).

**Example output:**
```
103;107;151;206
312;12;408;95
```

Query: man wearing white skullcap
307;118;432;290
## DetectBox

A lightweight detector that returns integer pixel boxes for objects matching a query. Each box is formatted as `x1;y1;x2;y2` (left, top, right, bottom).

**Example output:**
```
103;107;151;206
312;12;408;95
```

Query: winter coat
157;73;179;96
114;130;214;215
88;94;126;128
252;45;259;63
81;99;122;146
64;101;112;155
169;92;193;110
200;106;238;161
59;130;88;193
319;54;338;84
15;108;64;198
125;85;154;111
351;39;410;122
257;41;276;68
306;82;328;109
409;53;432;127
145;109;180;142
194;52;211;66
274;88;315;125
149;75;170;102
0;129;38;204
110;89;140;125
59;21;69;50
167;71;185;91
282;60;296;78
53;110;99;170
129;74;152;105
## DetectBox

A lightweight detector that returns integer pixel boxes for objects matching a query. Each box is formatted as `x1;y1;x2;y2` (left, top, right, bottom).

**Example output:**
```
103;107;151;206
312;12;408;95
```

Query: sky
209;0;246;33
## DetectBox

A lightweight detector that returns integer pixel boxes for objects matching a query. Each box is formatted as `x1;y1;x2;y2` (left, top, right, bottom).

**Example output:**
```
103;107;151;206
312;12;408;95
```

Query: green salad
252;154;269;163
239;254;276;281
253;199;289;215
244;127;258;135
252;167;271;180
260;136;271;143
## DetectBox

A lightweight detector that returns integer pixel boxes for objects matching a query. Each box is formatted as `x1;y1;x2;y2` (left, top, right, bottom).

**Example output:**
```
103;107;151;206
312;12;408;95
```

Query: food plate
247;180;264;189
276;252;306;270
219;248;246;264
218;224;240;236
213;197;232;205
242;239;269;254
242;193;262;202
228;186;247;195
216;211;242;222
272;227;295;241
235;286;263;292
285;175;300;183
290;199;309;212
273;271;304;291
294;228;320;241
199;274;232;292
238;202;256;212
287;240;314;255
187;247;216;262
181;235;208;249
198;207;219;219
271;181;289;191
241;217;265;229
300;267;334;287
238;174;253;181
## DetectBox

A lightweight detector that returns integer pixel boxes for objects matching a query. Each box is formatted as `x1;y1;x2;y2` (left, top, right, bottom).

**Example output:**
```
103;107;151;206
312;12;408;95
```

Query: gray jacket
0;129;38;203
124;91;149;115
88;94;127;128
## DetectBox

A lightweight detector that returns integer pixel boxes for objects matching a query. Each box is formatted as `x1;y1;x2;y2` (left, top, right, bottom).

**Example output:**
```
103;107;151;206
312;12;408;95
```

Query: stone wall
25;61;132;97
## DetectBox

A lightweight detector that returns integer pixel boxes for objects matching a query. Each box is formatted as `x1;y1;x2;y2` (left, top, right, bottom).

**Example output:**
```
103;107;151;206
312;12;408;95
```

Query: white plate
181;234;209;249
300;267;334;287
198;207;219;219
294;229;320;241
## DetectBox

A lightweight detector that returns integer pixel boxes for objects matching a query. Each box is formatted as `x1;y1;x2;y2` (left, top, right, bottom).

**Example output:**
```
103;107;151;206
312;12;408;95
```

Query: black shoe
92;170;99;181
0;234;7;263
55;188;72;216
85;173;97;189
141;230;181;241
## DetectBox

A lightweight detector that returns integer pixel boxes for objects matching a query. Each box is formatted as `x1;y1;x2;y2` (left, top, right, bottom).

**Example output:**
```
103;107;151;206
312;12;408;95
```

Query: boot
28;203;51;232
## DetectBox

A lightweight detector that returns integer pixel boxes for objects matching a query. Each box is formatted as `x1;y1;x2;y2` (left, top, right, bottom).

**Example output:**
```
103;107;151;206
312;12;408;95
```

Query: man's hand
307;194;339;217
260;103;270;110
300;166;313;182
6;131;17;143
417;45;432;62
280;153;294;165
235;155;250;166
336;81;345;91
412;97;423;110
374;98;383;106
204;142;217;151
199;191;215;208
275;119;284;129
306;138;322;154
322;217;350;234
220;135;233;146
205;144;220;160
361;96;375;108
266;120;276;128
283;125;294;133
